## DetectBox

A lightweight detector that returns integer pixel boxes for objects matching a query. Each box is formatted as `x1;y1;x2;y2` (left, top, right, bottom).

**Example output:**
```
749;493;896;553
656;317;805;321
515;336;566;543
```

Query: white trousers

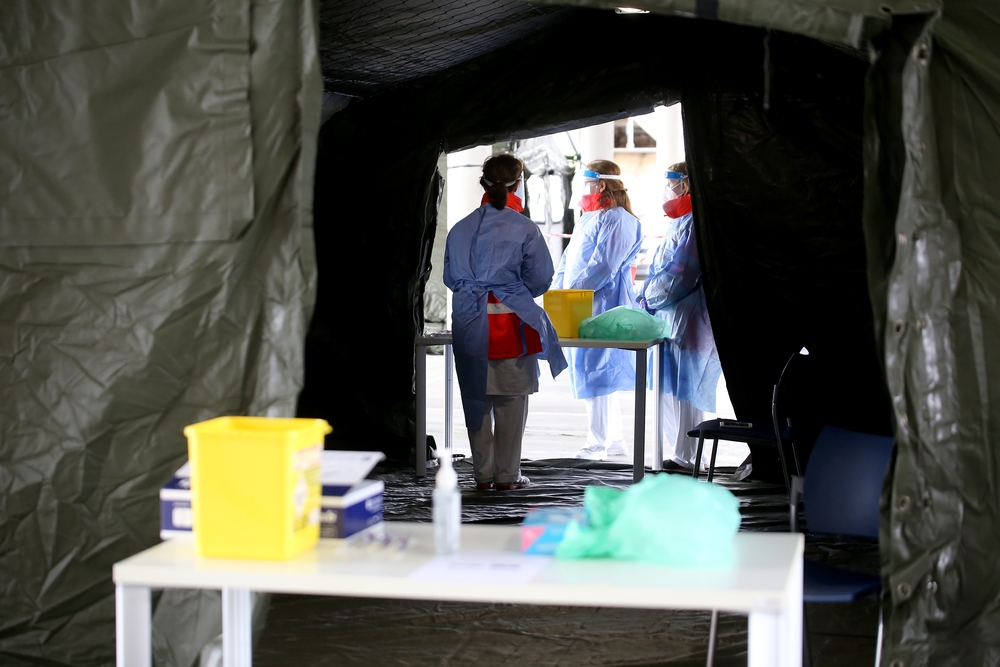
584;392;625;449
661;391;709;468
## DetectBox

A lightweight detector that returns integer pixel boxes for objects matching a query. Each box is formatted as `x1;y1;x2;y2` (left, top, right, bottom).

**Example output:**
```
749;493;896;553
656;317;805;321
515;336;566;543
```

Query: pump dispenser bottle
433;450;461;554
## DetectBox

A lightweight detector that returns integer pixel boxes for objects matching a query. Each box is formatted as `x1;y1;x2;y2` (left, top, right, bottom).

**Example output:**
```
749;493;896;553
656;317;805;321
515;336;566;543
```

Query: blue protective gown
444;205;567;430
639;211;721;412
553;206;642;399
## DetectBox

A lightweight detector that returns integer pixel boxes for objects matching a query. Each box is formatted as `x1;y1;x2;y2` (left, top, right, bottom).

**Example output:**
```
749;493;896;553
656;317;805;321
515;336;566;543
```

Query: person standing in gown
553;160;643;461
444;154;567;490
639;162;722;471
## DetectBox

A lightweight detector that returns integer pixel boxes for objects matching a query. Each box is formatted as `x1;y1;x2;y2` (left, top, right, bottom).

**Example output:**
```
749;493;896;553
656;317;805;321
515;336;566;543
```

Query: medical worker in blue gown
444;154;567;491
553;160;643;460
639;162;722;471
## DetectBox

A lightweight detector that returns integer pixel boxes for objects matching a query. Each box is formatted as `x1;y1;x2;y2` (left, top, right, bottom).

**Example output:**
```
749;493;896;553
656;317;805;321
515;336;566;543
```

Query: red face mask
579;193;607;212
663;194;693;218
480;192;524;213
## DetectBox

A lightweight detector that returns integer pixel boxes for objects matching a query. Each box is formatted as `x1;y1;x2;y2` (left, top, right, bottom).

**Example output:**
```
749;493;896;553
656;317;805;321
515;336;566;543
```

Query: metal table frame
415;333;664;483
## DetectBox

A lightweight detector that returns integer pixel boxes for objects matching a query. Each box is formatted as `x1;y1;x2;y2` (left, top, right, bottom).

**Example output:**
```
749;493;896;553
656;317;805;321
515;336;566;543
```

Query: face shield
579;170;620;212
583;169;622;183
663;170;687;201
482;173;524;207
662;171;692;218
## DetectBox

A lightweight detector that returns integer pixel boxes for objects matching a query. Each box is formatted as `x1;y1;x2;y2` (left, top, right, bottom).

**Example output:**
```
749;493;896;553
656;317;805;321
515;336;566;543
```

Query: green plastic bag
578;305;669;340
555;473;741;566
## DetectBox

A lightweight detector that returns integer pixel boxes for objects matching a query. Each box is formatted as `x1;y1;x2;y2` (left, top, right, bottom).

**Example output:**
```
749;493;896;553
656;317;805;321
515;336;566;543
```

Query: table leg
222;587;253;667
748;555;802;667
747;611;779;667
116;584;151;667
781;555;804;667
444;343;454;453
632;347;647;483
706;609;718;667
415;343;427;477
652;341;663;472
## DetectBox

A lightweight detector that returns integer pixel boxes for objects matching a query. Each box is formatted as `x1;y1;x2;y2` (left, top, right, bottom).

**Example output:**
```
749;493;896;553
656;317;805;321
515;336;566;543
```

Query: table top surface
114;523;802;614
416;332;663;349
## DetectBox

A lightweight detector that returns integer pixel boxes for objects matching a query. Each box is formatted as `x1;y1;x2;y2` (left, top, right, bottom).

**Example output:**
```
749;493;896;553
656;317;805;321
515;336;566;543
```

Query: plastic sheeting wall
0;1;321;664
523;0;1000;656
866;6;1000;663
682;30;892;480
311;0;1000;661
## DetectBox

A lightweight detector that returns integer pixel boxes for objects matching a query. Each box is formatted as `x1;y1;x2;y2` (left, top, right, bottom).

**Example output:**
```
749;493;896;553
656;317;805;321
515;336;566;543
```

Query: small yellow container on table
184;416;332;560
544;289;595;338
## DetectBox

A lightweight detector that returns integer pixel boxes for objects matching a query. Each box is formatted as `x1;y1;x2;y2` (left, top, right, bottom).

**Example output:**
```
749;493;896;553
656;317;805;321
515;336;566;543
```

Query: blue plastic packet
521;507;588;555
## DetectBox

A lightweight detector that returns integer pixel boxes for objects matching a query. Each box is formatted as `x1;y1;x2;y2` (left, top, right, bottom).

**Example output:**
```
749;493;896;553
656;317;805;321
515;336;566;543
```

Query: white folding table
114;522;803;667
415;333;665;482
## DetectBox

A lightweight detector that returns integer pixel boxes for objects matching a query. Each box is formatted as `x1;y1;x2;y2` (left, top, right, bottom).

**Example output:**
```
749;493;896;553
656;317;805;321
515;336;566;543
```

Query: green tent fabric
536;1;1000;662
4;0;1000;663
0;0;320;664
869;6;1000;664
311;0;998;662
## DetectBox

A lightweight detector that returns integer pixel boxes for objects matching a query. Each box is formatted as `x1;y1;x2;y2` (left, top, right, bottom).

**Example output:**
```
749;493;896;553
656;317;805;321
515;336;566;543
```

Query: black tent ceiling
319;1;572;96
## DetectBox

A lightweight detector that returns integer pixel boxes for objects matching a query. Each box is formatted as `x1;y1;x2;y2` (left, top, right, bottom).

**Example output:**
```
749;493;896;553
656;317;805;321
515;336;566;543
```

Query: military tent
1;0;998;665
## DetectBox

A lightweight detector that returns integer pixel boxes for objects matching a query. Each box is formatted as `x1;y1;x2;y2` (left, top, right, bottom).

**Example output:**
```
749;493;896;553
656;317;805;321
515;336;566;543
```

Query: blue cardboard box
521;507;588;555
160;462;194;539
160;451;385;541
319;480;384;539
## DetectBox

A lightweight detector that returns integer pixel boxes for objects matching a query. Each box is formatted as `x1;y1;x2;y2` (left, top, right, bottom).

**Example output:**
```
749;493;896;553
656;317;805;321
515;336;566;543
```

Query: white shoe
663;459;709;473
575;445;607;461
606;441;628;457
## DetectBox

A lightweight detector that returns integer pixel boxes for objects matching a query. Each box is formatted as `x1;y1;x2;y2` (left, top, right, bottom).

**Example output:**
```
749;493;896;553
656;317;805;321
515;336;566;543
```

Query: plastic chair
702;425;893;667
686;347;810;491
790;425;894;666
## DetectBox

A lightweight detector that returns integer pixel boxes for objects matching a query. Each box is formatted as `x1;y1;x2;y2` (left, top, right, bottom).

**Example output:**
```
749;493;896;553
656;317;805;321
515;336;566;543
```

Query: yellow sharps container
184;416;332;559
544;289;595;338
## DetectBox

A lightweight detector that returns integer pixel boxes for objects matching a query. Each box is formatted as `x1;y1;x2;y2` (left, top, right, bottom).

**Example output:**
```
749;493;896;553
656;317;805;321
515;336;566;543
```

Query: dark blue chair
703;425;893;667
791;425;894;666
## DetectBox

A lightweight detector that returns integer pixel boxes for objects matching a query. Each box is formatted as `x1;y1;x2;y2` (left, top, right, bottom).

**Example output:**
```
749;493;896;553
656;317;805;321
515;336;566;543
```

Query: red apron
487;292;542;359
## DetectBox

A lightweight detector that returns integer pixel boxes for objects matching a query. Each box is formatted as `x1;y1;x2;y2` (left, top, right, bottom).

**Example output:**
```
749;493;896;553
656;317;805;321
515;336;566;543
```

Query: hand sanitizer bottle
433;450;461;554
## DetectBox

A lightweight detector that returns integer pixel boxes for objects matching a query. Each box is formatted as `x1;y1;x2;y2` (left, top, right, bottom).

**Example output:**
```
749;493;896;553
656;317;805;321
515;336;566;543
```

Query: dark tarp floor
254;460;878;666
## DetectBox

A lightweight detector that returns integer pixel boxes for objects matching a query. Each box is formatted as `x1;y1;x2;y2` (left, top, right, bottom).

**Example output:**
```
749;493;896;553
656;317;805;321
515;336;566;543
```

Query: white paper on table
408;552;552;585
321;451;385;486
